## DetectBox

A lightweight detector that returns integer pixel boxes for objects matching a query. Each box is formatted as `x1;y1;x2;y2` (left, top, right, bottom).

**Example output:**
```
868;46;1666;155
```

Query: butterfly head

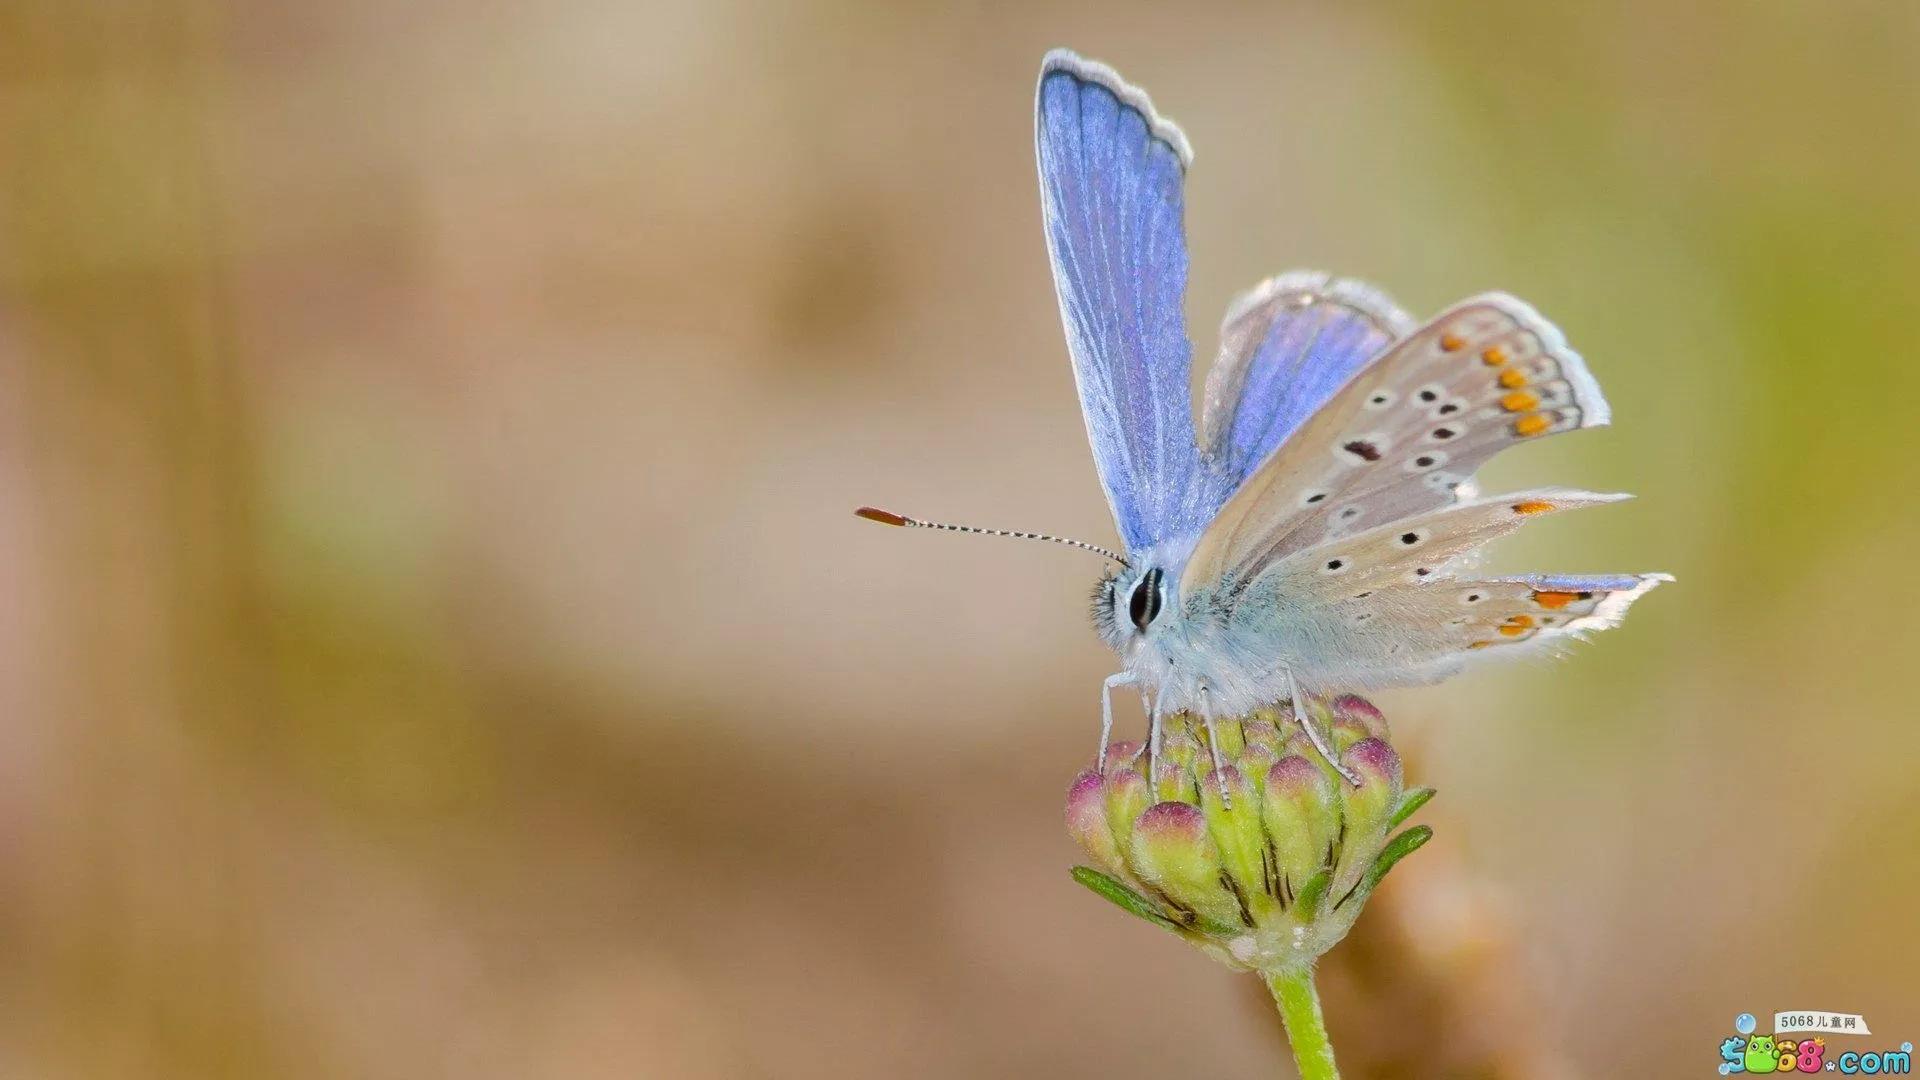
1091;564;1161;641
1091;537;1196;656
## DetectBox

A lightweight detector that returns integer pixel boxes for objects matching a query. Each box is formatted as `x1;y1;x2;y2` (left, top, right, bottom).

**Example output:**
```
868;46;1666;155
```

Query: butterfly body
1032;49;1669;726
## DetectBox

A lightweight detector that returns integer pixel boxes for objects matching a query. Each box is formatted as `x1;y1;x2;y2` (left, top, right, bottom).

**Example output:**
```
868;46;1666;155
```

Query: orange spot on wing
1513;413;1552;437
1500;391;1540;412
1505;614;1535;628
1468;640;1495;649
1480;346;1507;366
1498;368;1529;389
1532;590;1578;609
1511;500;1556;515
1440;333;1466;352
1498;624;1530;637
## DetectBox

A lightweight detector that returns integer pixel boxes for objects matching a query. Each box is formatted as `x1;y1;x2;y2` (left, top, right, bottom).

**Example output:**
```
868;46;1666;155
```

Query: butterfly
859;49;1669;784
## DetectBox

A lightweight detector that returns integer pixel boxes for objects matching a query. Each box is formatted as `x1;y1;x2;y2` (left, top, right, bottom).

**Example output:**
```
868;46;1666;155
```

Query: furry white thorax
1094;536;1477;718
1095;533;1278;718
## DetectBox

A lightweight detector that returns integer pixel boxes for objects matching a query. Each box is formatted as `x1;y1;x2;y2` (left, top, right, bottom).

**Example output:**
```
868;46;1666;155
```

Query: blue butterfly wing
1036;51;1214;554
1199;272;1413;486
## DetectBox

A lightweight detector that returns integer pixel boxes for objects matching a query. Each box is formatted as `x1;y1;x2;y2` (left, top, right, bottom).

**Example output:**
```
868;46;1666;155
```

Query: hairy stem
1265;967;1339;1080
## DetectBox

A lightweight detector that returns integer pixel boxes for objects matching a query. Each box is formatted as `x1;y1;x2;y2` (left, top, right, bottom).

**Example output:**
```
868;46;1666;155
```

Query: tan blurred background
2;1;1917;1077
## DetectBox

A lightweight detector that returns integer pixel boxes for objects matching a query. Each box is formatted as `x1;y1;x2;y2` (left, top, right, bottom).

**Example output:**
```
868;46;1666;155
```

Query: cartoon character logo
1744;1034;1780;1073
1721;1035;1749;1072
1720;1012;1861;1074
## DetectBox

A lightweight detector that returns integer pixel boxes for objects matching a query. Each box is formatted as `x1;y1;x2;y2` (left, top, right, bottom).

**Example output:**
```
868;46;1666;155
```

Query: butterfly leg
1282;666;1361;787
1146;691;1163;787
1097;671;1136;774
1196;682;1232;807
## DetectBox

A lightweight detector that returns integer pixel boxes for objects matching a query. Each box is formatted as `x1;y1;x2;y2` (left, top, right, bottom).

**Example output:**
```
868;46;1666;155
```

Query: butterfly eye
1128;568;1164;632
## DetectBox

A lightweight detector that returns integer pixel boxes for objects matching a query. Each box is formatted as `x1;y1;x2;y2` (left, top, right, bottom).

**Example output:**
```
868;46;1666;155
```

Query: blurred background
2;1;1917;1077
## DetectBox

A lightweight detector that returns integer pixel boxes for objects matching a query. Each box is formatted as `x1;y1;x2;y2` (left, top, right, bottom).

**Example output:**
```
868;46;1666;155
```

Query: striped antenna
855;506;1126;565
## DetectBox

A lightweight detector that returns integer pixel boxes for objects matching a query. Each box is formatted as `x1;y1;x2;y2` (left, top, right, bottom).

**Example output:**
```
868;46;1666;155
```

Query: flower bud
1199;766;1272;925
1103;766;1153;863
1101;738;1145;775
1129;802;1242;931
1331;694;1390;740
1235;742;1280;793
1328;713;1375;754
1065;698;1432;975
1241;707;1285;753
1263;755;1338;894
1152;731;1201;803
1209;715;1247;760
1333;738;1404;895
1066;770;1122;873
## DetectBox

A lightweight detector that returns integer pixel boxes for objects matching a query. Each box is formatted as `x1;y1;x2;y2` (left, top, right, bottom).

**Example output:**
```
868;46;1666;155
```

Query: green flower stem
1265;967;1339;1080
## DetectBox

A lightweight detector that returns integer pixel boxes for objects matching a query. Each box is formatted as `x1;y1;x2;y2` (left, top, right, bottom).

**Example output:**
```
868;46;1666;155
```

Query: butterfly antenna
855;506;1126;566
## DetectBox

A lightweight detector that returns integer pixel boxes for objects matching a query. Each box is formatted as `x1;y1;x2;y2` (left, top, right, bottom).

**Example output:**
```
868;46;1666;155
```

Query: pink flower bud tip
1201;765;1257;808
1340;737;1402;786
1066;770;1106;819
1105;766;1150;799
1101;739;1145;773
1066;770;1124;870
1134;800;1208;842
1331;694;1390;738
1266;753;1326;792
1328;714;1374;752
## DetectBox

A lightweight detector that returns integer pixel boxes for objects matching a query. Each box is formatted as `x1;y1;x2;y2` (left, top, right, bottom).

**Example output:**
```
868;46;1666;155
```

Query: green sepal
1290;868;1332;922
1070;865;1180;931
1387;787;1436;829
1330;824;1434;915
1363;825;1433;893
